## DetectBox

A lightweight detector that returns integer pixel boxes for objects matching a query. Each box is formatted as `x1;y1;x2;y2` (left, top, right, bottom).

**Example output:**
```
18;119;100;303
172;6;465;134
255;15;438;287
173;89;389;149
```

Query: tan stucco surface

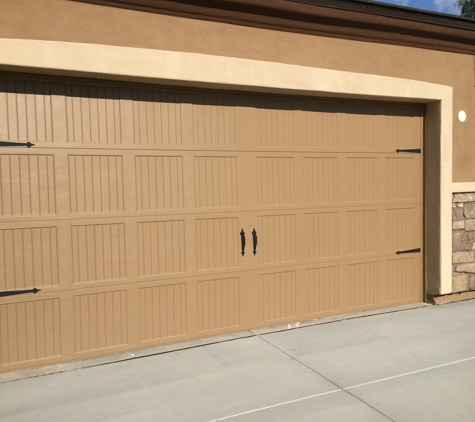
0;0;474;182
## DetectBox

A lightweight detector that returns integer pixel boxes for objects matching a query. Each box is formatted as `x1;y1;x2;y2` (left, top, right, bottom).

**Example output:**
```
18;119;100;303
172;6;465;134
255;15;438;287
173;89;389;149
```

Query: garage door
0;74;422;372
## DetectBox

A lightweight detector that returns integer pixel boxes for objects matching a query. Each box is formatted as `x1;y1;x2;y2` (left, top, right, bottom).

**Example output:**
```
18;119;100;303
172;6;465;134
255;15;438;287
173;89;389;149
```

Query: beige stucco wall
0;0;474;182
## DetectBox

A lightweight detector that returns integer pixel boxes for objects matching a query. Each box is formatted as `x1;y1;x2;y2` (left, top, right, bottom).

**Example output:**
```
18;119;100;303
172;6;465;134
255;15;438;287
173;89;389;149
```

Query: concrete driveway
1;300;475;421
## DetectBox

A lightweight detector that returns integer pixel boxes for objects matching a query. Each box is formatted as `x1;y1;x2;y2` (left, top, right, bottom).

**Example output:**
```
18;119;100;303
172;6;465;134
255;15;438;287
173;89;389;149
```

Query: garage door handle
395;148;421;153
252;229;258;255
396;248;421;255
0;141;35;148
0;288;40;298
240;229;246;256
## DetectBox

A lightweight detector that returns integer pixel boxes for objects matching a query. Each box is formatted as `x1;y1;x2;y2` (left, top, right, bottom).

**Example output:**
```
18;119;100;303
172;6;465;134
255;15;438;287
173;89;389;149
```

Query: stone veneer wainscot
452;193;475;292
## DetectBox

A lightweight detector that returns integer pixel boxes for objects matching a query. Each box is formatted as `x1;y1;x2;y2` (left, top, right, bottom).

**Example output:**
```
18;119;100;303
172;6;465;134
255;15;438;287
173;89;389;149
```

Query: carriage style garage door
0;74;422;372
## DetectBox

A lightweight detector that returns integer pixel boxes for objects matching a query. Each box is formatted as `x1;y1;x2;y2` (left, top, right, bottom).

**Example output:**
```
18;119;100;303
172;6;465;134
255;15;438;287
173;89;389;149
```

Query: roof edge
69;0;475;55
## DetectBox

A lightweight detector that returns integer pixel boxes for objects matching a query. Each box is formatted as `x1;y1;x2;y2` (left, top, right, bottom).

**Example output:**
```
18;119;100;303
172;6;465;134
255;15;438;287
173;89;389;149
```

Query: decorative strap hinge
396;148;421;153
396;248;421;255
0;288;41;298
0;141;35;148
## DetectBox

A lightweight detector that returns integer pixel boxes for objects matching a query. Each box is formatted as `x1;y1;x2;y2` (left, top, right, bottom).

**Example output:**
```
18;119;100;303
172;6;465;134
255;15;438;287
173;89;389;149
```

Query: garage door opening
0;74;423;372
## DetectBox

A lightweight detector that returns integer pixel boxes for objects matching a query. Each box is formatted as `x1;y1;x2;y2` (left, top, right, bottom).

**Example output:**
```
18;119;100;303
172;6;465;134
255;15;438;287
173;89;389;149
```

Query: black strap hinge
0;141;35;148
396;149;421;153
396;248;421;255
0;288;40;298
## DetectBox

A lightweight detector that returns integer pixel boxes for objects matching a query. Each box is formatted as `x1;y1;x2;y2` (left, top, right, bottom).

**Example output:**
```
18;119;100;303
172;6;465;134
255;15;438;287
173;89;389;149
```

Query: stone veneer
452;193;475;292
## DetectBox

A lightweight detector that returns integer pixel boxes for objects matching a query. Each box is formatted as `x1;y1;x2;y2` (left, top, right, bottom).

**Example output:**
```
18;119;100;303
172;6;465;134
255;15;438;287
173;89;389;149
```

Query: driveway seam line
209;389;342;421
254;334;395;422
345;355;475;390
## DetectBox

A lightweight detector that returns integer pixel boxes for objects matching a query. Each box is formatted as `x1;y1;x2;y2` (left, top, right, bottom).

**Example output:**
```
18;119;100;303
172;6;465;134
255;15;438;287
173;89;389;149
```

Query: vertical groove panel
0;78;53;143
381;106;421;150
303;101;338;148
257;157;295;205
0;155;56;216
305;212;339;259
192;93;235;146
386;158;415;200
139;284;186;341
306;266;339;314
387;208;417;251
138;220;185;276
259;271;296;322
349;262;378;308
257;98;294;147
66;83;122;143
348;157;377;202
340;103;377;149
196;217;238;270
258;214;296;264
0;299;60;366
0;227;58;290
197;277;240;332
387;258;414;301
194;157;238;208
348;210;378;255
72;224;126;283
74;291;128;352
304;157;338;204
135;156;184;210
69;155;124;213
133;89;182;145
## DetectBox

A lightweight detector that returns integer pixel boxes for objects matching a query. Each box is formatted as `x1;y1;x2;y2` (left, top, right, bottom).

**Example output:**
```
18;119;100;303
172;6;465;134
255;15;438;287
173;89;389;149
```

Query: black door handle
252;229;258;255
0;141;35;148
0;288;40;298
240;229;246;256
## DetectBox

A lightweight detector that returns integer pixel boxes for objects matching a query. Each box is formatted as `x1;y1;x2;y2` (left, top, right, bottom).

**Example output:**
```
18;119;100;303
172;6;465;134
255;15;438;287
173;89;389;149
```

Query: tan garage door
0;74;422;373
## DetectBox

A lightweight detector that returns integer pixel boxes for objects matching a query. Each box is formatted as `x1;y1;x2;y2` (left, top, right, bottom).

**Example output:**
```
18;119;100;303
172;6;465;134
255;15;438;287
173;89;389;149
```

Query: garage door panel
0;225;59;291
139;282;188;343
197;276;241;333
257;213;296;265
73;289;128;354
385;256;421;303
71;222;127;284
347;208;379;256
0;78;55;144
257;156;295;206
0;296;61;368
347;260;380;310
68;154;125;214
256;97;295;148
385;206;421;253
196;216;240;271
259;270;297;324
300;100;339;149
304;156;339;205
379;106;423;151
385;156;421;202
305;265;342;316
137;219;186;277
191;92;237;147
304;211;340;260
194;155;238;209
0;153;56;217
133;89;185;146
347;156;378;202
134;153;186;211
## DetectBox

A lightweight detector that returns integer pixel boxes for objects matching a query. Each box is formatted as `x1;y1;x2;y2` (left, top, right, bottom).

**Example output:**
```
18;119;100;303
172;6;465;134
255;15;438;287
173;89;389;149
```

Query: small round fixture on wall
458;110;467;122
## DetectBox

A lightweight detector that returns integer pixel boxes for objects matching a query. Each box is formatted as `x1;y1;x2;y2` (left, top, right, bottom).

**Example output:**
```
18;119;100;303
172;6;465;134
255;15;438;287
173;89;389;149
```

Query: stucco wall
0;0;473;183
